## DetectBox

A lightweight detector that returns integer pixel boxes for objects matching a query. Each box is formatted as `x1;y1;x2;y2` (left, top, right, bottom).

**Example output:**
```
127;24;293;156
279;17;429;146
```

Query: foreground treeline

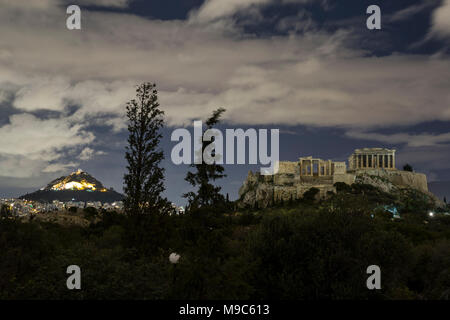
1;183;450;300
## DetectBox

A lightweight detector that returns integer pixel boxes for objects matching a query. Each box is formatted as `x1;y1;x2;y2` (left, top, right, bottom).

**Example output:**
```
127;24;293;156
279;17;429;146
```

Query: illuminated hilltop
44;169;108;192
20;169;124;203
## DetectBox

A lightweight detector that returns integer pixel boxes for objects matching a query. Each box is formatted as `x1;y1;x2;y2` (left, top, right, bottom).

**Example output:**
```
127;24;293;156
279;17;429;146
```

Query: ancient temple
348;148;396;171
299;156;346;176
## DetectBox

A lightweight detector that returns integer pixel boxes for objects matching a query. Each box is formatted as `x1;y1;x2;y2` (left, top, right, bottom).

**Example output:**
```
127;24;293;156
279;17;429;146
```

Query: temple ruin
239;147;432;208
348;148;396;170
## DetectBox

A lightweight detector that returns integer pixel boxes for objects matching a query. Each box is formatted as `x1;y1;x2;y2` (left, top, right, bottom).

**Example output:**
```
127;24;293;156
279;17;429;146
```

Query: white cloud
0;5;448;131
189;0;272;23
77;0;131;8
43;162;79;173
431;0;450;38
14;77;70;112
0;0;132;9
0;1;449;179
345;131;450;147
0;0;59;10
0;114;94;177
78;147;105;161
390;0;438;22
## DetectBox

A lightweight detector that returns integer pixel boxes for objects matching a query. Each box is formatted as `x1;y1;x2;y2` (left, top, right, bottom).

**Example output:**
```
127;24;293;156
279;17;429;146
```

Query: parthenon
348;148;396;170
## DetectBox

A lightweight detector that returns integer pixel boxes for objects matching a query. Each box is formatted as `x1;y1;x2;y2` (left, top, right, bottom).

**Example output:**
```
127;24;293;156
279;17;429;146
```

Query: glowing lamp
169;253;180;264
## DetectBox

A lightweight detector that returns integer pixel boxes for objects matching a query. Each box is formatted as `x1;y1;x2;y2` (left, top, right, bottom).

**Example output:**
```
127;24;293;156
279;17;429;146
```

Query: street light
169;252;180;299
169;252;180;264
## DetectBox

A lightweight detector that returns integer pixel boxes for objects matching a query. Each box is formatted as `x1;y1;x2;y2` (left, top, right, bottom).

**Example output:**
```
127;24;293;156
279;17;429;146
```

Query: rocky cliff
238;168;443;208
354;169;428;193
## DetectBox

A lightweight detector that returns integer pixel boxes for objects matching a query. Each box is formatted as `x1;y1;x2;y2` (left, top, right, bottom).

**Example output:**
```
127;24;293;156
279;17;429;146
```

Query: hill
238;168;444;208
19;169;124;203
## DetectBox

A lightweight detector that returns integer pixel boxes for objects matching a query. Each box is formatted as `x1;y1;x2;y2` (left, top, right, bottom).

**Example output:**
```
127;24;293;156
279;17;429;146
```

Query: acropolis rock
238;148;443;208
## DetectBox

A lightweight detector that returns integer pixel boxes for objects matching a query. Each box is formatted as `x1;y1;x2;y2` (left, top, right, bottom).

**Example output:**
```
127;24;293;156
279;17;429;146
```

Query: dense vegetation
1;183;449;300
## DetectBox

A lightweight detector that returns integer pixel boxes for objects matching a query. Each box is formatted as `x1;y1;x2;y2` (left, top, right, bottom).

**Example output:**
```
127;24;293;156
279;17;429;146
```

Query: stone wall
333;173;356;185
277;161;298;174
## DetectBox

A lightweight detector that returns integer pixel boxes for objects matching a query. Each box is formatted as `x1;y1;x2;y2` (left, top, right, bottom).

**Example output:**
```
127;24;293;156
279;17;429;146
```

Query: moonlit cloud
389;0;438;22
345;131;450;148
77;0;132;8
431;0;450;39
189;0;271;23
0;0;449;182
0;114;94;177
78;147;106;161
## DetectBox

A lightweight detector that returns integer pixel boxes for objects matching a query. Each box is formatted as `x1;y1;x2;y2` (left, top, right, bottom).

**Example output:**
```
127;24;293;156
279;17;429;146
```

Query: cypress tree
184;108;227;210
124;83;169;215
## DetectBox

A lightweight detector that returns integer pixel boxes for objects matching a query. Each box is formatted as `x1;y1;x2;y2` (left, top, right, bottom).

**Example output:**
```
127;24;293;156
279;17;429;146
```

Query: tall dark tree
124;83;168;215
184;108;227;210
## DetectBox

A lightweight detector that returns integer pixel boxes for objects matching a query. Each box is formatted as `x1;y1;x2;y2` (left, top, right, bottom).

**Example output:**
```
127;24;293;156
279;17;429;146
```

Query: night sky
0;0;449;205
